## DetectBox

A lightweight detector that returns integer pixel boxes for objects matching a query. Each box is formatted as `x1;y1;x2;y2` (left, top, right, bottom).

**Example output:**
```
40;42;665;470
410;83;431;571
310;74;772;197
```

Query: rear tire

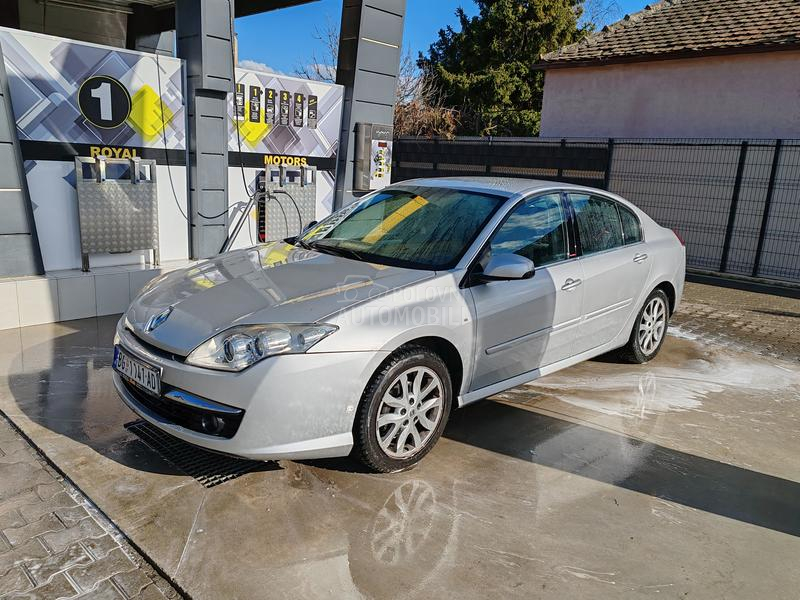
354;346;452;473
619;288;670;364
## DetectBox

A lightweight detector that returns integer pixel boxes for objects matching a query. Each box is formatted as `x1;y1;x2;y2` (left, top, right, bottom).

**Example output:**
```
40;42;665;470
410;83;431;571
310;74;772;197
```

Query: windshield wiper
294;238;313;250
308;240;364;261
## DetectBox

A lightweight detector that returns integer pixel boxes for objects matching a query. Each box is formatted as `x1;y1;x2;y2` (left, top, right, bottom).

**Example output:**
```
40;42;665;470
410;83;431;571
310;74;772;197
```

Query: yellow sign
264;155;308;167
233;100;271;147
89;146;138;159
128;84;174;141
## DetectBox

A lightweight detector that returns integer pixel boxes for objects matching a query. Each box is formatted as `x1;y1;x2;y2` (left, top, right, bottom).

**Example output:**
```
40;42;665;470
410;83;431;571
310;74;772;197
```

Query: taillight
672;229;685;246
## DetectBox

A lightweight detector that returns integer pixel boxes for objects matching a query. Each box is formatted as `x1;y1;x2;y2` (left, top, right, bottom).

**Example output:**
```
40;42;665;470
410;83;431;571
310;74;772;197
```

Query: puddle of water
517;340;800;419
667;326;698;341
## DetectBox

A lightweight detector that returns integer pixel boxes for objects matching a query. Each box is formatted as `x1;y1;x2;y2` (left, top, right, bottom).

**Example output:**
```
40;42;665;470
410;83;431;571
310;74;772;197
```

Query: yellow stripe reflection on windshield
303;222;326;239
362;195;428;244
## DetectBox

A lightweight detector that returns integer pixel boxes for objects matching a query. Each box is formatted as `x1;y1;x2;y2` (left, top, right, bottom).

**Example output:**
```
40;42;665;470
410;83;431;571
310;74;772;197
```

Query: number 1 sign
78;75;132;129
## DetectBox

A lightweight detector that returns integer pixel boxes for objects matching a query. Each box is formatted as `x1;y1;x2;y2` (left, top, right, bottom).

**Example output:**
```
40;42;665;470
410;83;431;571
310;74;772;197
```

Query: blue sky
235;0;650;75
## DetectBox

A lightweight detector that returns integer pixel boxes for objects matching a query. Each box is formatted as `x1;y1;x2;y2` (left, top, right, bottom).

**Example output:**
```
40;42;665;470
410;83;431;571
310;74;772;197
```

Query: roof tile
542;0;800;66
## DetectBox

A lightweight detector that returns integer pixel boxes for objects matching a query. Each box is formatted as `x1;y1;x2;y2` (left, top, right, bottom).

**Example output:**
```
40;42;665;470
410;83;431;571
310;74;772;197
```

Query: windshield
301;186;506;269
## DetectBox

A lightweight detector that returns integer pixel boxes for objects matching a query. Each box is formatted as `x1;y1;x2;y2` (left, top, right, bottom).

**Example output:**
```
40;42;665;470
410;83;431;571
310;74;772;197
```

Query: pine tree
420;0;589;136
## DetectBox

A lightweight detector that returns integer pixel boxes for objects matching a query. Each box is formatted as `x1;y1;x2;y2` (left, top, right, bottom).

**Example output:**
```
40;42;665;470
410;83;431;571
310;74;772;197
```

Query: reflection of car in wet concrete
112;177;685;472
212;464;462;599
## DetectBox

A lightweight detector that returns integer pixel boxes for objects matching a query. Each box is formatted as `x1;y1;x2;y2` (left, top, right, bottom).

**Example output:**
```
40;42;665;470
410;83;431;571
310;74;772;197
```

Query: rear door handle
561;278;582;291
633;253;648;263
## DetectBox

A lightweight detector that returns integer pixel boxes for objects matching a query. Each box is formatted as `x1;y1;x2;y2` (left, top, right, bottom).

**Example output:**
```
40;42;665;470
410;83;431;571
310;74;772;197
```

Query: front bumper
113;320;387;460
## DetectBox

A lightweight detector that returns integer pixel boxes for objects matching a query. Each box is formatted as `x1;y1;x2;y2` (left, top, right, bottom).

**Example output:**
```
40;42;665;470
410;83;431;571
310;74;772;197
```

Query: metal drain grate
125;420;271;488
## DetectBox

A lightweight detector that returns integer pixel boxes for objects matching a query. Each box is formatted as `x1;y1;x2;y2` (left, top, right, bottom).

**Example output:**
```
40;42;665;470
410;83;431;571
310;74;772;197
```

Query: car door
468;192;584;391
568;193;652;355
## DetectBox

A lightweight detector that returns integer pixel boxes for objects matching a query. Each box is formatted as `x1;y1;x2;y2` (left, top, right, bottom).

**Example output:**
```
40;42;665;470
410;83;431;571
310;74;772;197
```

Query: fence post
751;139;783;278
485;136;493;174
556;138;566;179
432;137;439;174
603;138;615;191
719;141;749;273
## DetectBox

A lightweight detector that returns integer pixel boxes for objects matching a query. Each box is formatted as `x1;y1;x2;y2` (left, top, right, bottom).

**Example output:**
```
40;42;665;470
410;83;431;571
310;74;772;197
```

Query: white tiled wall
0;261;193;331
0;281;20;330
95;271;131;316
18;279;59;327
57;273;96;321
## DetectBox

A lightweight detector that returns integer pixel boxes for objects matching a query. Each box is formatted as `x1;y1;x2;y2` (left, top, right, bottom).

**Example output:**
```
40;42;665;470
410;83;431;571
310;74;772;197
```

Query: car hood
126;242;434;355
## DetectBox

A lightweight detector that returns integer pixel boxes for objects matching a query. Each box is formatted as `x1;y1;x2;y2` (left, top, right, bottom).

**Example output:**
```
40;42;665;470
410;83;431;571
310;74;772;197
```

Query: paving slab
673;282;800;361
0;415;176;599
0;286;797;599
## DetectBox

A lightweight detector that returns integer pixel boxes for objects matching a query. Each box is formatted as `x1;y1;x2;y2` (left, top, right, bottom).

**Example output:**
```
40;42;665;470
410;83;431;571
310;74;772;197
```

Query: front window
487;193;568;267
301;186;506;269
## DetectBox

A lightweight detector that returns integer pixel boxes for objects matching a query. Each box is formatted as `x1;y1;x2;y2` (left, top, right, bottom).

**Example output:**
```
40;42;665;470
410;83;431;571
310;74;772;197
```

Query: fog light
200;415;226;435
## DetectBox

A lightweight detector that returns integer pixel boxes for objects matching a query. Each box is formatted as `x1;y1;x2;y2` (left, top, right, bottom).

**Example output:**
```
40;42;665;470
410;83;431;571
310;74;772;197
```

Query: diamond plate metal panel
259;167;317;241
75;157;159;269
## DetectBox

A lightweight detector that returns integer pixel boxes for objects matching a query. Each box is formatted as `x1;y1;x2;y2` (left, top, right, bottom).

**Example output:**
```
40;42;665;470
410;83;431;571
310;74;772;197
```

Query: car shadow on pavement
587;351;626;363
3;315;184;476
445;400;800;538
302;455;375;474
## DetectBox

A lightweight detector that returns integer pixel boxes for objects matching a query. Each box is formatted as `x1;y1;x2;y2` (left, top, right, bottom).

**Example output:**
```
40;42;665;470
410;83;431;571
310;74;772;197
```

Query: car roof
394;176;598;197
385;176;654;229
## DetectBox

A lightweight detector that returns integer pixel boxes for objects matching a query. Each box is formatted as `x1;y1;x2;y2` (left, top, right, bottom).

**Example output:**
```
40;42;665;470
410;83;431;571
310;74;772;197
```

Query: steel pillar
176;0;235;258
334;0;406;208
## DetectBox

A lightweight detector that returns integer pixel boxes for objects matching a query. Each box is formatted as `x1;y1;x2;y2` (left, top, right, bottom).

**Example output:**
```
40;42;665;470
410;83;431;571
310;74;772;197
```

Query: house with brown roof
537;0;800;138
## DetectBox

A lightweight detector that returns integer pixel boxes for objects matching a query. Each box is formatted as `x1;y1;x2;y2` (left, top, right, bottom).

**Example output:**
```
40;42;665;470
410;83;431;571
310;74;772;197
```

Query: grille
125;420;273;488
121;379;244;439
125;328;185;362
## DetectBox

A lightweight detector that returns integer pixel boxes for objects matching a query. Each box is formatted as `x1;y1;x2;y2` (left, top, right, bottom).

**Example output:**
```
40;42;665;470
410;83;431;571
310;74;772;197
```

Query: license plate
113;346;161;396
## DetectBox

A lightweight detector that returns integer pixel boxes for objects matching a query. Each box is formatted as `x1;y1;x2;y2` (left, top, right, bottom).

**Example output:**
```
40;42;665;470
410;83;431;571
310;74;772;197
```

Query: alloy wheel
638;296;667;355
375;366;444;459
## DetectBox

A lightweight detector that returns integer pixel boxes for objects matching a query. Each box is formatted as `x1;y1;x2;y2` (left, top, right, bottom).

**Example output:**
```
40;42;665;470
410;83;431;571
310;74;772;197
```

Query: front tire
619;288;670;364
354;346;452;473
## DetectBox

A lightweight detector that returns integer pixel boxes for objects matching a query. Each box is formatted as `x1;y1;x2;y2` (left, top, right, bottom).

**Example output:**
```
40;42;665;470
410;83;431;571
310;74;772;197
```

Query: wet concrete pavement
0;309;798;599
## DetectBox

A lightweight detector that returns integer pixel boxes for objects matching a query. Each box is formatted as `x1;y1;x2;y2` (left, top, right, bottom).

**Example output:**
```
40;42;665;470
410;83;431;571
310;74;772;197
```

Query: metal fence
392;137;800;284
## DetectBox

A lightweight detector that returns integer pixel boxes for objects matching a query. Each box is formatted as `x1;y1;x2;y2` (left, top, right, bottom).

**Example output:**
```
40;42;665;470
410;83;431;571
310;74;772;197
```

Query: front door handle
561;278;582;291
633;253;649;263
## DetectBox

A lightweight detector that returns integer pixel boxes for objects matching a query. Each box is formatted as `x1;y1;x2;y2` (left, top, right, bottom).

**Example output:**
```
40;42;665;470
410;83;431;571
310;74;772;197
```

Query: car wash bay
0;290;798;599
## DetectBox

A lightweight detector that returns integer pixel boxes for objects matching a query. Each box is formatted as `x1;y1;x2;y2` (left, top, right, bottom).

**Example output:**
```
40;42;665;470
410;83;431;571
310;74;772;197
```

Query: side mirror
478;254;535;282
302;220;318;233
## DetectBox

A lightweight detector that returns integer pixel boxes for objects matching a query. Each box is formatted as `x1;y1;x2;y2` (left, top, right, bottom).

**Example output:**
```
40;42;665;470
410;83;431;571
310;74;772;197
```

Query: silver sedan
113;177;685;472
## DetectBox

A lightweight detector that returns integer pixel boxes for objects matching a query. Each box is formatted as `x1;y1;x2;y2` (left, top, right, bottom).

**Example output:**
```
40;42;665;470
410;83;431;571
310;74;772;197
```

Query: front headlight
185;323;338;371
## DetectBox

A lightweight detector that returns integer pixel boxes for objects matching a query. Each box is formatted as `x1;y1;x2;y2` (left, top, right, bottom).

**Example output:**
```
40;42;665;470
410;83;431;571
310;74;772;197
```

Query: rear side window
569;194;624;255
618;205;642;245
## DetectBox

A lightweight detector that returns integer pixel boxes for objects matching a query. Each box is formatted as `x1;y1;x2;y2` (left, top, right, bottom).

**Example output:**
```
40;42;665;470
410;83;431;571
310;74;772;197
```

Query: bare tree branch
580;0;623;29
393;49;459;138
293;18;339;83
294;21;459;137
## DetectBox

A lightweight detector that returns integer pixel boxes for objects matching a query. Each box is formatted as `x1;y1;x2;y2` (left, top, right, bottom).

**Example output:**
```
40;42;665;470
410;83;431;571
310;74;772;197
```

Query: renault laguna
113;177;685;472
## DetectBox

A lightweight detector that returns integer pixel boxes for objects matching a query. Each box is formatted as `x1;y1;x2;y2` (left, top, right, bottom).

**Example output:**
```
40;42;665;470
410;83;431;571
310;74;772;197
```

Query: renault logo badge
145;306;173;333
